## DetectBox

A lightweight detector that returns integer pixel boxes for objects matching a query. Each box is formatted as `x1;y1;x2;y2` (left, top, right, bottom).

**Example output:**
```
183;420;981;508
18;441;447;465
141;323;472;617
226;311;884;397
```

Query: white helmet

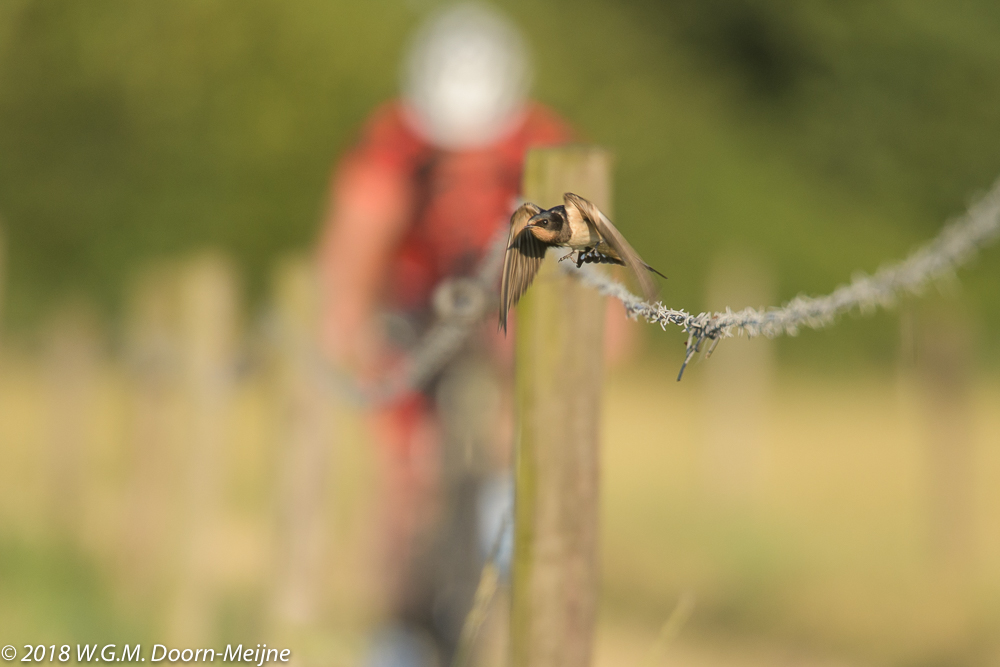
401;3;532;150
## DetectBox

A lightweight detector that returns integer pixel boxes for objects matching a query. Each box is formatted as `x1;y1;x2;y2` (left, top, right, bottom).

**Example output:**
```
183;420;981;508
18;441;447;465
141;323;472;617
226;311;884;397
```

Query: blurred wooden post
121;267;181;605
43;302;101;544
510;147;608;667
270;256;333;633
701;250;774;510
170;253;239;643
914;299;975;577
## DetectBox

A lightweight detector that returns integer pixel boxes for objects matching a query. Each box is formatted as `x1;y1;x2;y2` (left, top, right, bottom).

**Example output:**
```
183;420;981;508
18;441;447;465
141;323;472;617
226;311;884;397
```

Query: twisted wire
338;178;1000;400
567;179;1000;379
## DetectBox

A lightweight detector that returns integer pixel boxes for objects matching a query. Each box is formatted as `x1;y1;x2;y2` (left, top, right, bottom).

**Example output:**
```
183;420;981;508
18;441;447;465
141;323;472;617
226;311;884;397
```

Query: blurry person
318;4;573;665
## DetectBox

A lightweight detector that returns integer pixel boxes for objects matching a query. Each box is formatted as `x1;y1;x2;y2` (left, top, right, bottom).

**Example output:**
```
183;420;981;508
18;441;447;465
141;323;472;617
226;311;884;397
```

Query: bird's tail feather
644;263;668;280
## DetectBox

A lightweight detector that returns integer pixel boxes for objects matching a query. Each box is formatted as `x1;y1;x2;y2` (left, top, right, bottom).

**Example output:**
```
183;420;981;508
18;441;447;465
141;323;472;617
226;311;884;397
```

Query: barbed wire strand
567;178;1000;380
339;178;1000;402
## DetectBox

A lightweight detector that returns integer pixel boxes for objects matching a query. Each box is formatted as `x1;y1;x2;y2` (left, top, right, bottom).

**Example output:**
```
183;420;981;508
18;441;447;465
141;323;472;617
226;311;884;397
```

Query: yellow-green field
1;345;998;666
600;363;1000;666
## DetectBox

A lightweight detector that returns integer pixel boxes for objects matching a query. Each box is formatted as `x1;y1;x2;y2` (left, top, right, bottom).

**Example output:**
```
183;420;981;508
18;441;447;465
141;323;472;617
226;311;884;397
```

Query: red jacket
319;101;574;368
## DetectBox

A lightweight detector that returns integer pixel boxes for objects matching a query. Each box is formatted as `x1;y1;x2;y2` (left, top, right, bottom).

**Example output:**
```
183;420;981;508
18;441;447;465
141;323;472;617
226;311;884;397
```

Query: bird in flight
499;192;665;333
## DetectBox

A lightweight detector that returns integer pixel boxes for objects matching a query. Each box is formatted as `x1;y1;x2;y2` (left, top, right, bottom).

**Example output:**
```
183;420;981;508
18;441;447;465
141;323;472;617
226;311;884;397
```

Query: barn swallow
499;192;665;333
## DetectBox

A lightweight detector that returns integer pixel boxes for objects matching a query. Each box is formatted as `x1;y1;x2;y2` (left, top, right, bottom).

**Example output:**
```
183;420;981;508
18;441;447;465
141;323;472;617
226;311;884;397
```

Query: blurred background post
42;301;102;547
120;265;182;609
269;255;335;649
913;298;978;580
168;253;239;644
700;250;775;513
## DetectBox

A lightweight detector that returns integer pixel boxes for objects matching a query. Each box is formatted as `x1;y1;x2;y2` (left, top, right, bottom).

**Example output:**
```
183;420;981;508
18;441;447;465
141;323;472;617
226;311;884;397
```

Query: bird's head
525;206;566;243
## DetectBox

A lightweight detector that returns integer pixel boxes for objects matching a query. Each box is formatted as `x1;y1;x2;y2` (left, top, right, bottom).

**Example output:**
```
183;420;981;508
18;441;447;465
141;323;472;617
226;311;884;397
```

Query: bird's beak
526;210;554;228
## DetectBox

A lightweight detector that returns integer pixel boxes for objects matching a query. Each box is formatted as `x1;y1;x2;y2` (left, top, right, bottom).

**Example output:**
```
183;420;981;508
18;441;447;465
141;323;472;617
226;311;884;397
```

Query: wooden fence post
914;299;976;578
270;256;333;635
43;302;101;544
701;250;774;510
510;147;609;667
120;265;184;609
169;253;239;644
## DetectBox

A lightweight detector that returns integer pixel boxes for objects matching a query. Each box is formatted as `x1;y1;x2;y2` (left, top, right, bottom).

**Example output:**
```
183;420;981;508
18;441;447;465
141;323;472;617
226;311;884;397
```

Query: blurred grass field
2;334;998;666
600;362;1000;666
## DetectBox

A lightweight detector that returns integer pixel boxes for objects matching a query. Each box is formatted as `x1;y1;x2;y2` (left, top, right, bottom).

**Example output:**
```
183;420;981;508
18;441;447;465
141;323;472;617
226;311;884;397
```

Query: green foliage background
1;0;999;368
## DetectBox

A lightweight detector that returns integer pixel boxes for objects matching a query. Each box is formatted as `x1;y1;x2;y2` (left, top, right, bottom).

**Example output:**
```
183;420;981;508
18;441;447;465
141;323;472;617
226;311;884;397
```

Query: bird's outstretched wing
564;192;662;303
499;202;546;333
